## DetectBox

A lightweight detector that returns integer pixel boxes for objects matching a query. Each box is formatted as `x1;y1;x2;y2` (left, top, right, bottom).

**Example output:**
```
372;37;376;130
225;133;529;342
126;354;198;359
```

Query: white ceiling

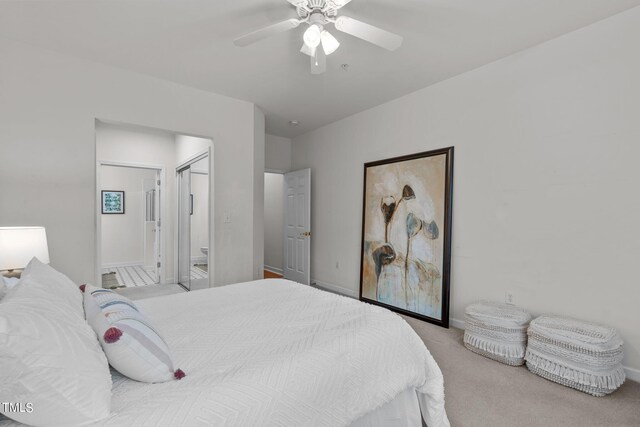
1;0;638;138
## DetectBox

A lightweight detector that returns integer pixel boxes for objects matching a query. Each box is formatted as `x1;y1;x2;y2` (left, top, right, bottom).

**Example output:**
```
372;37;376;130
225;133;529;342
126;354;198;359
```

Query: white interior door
283;168;311;285
143;174;160;283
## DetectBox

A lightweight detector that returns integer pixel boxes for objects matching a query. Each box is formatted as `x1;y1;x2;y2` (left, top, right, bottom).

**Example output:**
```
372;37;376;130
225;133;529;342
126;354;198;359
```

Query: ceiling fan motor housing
297;0;338;19
309;12;327;28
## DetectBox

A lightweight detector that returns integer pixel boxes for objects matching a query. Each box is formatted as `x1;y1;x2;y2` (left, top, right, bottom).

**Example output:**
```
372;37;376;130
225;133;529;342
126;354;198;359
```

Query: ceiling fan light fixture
300;42;315;57
303;24;322;49
320;30;340;55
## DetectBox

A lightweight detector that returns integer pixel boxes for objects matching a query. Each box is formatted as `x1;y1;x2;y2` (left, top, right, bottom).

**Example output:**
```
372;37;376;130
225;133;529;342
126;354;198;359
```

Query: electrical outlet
505;291;515;305
224;212;231;224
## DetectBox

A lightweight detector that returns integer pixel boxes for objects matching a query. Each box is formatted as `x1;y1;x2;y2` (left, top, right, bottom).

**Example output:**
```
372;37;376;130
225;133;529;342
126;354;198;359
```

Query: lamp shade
0;227;50;270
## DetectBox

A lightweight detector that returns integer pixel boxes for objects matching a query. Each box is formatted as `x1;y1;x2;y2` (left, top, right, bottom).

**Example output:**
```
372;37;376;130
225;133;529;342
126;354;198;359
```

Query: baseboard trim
450;317;465;330
101;261;144;269
624;366;640;383
450;317;639;383
312;279;358;299
264;265;283;275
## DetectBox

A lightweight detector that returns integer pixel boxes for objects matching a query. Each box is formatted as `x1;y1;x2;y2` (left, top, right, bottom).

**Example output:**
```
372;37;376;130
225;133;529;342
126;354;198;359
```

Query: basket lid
465;301;532;326
529;315;623;349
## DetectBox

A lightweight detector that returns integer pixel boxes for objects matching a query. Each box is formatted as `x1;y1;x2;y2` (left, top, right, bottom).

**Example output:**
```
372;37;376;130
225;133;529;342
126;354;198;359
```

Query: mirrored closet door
177;154;209;291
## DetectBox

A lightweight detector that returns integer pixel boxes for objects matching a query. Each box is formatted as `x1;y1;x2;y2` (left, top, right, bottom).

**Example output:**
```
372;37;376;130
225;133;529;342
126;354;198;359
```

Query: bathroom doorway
98;163;162;288
96;120;213;290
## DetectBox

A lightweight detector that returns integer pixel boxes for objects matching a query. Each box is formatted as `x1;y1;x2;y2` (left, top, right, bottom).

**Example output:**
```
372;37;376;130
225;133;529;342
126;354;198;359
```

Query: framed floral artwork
359;147;454;327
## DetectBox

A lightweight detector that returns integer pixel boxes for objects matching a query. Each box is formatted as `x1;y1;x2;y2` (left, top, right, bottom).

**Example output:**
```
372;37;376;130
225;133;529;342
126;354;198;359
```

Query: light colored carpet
113;284;185;301
401;315;640;427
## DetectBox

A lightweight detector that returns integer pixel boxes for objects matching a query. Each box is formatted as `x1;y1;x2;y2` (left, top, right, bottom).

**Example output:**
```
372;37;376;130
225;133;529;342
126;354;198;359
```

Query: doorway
263;169;311;285
177;153;210;291
264;172;285;279
283;169;311;285
99;163;162;288
96;120;213;290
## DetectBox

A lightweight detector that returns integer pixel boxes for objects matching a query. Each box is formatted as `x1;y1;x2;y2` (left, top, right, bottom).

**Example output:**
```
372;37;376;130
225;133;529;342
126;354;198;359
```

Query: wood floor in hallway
264;270;283;279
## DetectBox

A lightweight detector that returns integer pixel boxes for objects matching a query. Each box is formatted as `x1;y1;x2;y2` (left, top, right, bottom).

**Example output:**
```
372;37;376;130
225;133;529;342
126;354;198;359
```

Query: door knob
300;231;311;237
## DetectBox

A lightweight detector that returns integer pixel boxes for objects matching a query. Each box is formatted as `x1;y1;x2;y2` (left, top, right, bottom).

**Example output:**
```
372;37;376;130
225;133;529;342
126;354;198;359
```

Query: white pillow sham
19;257;85;319
83;284;185;383
0;259;112;427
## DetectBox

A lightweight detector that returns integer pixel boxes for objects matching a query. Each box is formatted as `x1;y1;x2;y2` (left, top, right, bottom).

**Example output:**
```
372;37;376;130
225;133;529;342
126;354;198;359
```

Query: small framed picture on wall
102;190;125;214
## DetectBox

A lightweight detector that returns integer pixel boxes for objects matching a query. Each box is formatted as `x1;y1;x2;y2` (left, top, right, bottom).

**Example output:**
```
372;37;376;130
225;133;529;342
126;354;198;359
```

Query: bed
1;278;449;426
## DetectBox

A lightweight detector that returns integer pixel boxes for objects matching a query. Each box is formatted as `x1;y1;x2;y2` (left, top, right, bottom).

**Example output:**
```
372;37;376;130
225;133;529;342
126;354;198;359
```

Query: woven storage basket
464;301;532;366
525;315;625;396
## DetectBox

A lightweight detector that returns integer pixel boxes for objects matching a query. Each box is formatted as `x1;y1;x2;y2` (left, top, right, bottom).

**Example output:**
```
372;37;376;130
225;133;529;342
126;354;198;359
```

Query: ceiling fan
233;0;403;75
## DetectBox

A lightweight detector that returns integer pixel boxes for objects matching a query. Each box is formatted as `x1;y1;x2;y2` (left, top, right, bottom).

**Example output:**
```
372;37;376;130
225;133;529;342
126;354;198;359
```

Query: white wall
0;37;263;288
292;8;640;374
264;173;284;272
175;135;212;166
100;165;156;266
265;134;292;172
253;107;266;279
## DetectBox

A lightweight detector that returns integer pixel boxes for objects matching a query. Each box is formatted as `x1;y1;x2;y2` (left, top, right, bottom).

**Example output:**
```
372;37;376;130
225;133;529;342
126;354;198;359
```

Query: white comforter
3;279;449;426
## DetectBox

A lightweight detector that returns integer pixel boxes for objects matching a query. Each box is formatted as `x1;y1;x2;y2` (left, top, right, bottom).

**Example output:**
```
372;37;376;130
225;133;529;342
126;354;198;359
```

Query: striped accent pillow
82;284;185;383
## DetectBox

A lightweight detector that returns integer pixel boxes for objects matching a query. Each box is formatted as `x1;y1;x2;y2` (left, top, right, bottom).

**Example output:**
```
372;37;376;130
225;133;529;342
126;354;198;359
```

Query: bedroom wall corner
291;7;640;372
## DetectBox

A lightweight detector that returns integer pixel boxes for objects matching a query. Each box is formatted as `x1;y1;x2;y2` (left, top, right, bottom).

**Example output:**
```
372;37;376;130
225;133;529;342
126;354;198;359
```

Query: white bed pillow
82;284;185;383
0;265;112;426
18;257;85;319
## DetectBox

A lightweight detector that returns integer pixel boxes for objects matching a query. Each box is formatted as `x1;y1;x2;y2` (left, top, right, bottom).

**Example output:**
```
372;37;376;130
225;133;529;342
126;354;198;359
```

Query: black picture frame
101;190;125;214
359;147;454;328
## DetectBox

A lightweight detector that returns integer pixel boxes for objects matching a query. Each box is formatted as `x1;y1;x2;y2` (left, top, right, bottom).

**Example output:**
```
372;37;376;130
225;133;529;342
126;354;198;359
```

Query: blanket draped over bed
1;279;449;426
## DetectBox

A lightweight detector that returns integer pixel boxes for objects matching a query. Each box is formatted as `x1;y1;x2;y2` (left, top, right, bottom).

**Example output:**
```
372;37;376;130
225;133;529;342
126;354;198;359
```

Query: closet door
177;167;191;290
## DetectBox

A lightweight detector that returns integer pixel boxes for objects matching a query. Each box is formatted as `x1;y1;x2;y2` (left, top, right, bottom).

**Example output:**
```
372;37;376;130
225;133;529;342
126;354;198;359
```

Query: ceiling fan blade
233;18;302;47
300;42;315;57
326;0;352;9
311;47;326;75
334;16;402;51
286;0;308;7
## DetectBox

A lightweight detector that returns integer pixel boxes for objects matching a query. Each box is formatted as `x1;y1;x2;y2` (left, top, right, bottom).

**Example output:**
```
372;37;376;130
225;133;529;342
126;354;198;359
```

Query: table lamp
0;227;50;278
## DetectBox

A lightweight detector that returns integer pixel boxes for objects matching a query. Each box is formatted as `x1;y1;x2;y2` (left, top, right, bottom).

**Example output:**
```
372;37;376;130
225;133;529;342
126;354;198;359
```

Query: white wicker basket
464;301;532;366
525;315;625;396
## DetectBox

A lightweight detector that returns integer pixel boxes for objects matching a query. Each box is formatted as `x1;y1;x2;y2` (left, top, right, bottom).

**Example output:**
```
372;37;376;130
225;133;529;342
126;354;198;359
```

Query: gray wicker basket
525;315;625;396
463;301;532;366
